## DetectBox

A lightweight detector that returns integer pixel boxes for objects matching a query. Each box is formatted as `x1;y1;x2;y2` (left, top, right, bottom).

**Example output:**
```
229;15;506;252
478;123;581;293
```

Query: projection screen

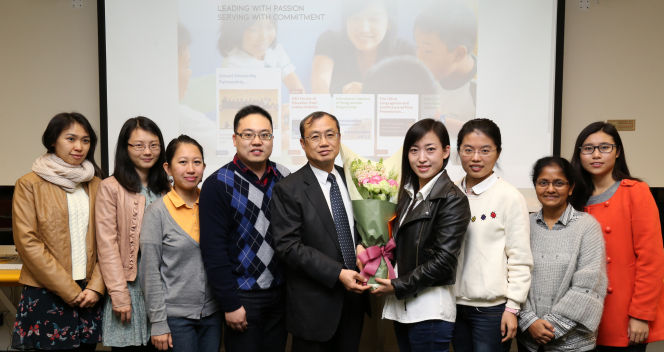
101;0;561;191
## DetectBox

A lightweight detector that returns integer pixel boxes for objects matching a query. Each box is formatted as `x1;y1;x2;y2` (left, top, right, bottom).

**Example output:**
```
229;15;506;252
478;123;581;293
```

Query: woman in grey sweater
518;156;607;352
140;135;221;352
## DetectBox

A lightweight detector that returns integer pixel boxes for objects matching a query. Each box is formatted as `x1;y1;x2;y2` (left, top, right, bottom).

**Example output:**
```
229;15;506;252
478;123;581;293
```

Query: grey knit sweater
518;211;607;352
139;198;220;336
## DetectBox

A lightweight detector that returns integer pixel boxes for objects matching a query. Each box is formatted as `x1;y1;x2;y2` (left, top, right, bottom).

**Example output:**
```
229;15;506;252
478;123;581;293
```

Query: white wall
0;0;101;186
561;0;664;187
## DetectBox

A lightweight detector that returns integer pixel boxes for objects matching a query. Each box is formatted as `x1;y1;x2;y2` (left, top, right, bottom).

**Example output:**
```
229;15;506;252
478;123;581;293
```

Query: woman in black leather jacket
372;119;470;352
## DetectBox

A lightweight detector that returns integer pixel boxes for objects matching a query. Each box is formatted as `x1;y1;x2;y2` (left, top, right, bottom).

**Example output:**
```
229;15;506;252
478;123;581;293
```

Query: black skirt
12;281;103;350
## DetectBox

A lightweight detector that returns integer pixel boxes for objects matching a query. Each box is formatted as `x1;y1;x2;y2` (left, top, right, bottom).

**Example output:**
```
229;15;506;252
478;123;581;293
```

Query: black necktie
327;173;357;271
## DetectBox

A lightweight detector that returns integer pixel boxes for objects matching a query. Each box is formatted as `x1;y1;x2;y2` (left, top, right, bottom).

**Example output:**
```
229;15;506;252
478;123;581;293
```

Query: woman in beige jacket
12;112;105;351
96;116;170;351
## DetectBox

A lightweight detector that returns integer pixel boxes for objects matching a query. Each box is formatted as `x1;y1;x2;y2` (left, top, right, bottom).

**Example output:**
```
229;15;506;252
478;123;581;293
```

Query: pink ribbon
358;238;397;284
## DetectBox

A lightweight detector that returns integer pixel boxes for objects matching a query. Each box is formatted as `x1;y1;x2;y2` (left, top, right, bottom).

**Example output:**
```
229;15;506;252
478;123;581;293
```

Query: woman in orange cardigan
571;122;664;351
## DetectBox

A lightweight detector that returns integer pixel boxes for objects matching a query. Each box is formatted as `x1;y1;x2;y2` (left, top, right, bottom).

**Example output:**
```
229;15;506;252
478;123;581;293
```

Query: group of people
11;106;663;352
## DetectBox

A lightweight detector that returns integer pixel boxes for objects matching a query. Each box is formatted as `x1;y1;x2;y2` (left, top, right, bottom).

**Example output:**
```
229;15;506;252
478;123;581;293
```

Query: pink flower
361;178;371;185
388;179;398;186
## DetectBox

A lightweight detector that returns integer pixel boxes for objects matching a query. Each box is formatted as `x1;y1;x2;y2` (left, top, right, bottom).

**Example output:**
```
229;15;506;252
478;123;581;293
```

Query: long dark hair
531;156;582;211
113;116;169;194
570;121;639;208
42;112;104;178
396;119;450;219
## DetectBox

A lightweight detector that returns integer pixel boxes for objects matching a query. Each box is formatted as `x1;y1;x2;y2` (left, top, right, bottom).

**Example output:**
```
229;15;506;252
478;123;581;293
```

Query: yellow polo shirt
163;188;200;242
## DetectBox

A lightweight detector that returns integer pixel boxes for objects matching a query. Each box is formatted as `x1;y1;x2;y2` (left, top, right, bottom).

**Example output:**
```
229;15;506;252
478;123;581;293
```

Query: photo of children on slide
177;0;478;162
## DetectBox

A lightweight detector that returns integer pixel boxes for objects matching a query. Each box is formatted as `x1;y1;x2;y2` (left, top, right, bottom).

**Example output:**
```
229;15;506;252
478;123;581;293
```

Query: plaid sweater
200;155;290;312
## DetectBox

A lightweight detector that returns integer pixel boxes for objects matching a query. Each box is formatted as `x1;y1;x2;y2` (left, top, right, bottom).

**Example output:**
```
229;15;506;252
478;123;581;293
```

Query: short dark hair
396;119;451;220
457;118;502;153
362;56;438;95
570;121;639;209
165;135;205;164
113;116;170;195
42;112;104;178
233;105;273;132
531;156;580;210
414;0;477;53
299;111;340;138
217;0;278;57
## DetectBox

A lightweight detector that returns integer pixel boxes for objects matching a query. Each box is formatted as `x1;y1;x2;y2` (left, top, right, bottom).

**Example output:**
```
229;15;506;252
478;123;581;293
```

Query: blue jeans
224;288;287;352
452;304;512;352
166;312;223;352
393;320;454;352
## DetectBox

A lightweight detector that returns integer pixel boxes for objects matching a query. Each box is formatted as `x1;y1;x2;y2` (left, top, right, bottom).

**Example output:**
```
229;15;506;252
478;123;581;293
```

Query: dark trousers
291;291;365;352
394;319;455;352
168;312;223;352
224;288;287;352
452;304;512;352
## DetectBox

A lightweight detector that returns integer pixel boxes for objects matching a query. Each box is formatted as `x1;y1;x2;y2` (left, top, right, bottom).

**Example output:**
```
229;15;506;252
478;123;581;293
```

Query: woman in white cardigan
452;118;533;352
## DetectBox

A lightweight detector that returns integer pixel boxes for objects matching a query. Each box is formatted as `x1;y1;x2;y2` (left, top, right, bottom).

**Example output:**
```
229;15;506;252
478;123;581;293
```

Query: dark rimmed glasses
235;132;274;140
579;144;616;155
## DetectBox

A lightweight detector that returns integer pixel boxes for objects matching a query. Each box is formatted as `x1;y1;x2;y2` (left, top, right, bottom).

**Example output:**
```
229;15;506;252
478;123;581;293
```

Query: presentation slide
104;0;558;189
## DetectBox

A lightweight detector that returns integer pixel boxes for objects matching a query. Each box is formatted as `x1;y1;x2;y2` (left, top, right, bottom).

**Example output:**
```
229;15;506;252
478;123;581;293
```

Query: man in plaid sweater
200;105;290;352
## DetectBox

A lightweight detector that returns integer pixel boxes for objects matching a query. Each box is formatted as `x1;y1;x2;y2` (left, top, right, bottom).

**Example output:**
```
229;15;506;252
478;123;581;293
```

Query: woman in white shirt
372;118;470;352
452;118;533;352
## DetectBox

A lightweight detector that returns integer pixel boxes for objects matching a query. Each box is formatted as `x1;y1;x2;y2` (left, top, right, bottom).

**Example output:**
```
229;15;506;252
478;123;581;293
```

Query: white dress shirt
309;164;355;246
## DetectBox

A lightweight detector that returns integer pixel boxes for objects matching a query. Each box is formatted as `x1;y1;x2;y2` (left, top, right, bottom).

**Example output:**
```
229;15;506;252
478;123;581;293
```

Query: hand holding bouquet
341;144;401;289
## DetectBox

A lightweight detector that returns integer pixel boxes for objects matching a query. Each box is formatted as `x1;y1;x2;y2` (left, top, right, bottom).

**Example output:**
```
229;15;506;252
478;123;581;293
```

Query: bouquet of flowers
340;144;402;289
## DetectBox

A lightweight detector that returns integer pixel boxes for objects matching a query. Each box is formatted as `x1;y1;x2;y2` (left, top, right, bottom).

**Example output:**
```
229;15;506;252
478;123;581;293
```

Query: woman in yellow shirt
139;135;221;352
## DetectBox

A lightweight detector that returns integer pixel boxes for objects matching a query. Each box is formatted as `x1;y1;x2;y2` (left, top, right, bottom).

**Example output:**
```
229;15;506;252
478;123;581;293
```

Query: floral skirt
12;282;102;350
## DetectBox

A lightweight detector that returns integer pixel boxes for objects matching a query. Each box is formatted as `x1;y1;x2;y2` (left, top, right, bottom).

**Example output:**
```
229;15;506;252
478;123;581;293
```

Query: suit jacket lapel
302;164;343;255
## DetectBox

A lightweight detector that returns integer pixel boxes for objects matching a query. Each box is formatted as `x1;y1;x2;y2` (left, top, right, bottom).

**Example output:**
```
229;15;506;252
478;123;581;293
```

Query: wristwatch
505;307;520;316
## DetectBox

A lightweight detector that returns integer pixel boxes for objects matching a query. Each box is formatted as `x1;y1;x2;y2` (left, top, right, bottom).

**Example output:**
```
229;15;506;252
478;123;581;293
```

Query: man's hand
113;304;132;324
339;269;371;293
501;310;518;342
528;319;555;345
78;289;100;308
628;317;649;345
356;244;366;271
225;306;248;332
151;333;173;351
371;278;395;297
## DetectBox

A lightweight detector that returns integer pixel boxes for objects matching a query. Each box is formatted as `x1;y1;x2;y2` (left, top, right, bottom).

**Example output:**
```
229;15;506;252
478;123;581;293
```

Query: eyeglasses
128;143;160;151
303;132;340;145
459;148;497;157
579;144;616;155
235;132;274;140
536;180;570;188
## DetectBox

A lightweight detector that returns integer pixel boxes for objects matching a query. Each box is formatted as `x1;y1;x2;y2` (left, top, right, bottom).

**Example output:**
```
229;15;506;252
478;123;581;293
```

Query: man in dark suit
271;111;371;352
